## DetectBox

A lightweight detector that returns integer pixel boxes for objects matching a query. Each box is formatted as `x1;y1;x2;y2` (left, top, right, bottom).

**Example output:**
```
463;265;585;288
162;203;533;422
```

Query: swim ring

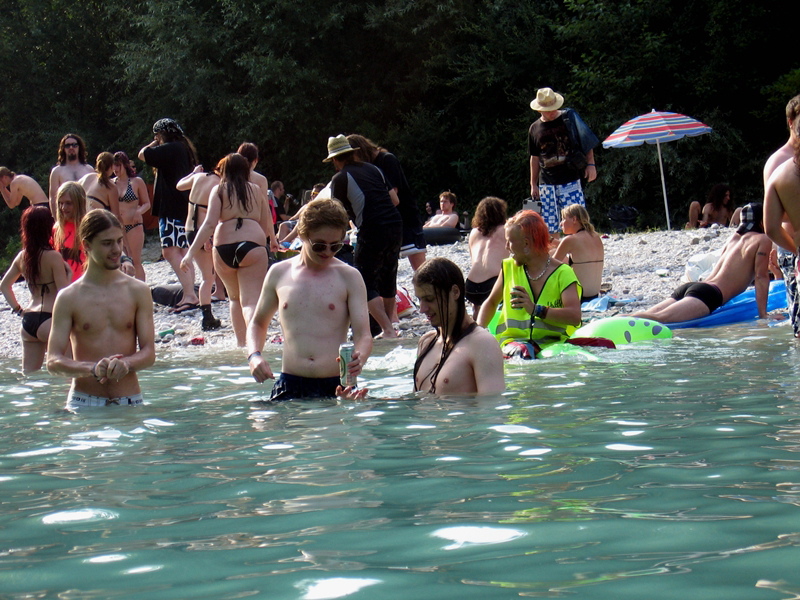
423;227;462;246
667;279;787;329
571;316;673;345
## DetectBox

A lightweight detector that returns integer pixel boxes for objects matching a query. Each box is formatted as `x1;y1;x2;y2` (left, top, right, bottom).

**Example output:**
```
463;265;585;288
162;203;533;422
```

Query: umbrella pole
656;140;671;229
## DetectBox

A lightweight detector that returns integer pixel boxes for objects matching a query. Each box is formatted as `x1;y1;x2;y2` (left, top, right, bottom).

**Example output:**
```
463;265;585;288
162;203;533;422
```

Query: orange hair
507;210;549;253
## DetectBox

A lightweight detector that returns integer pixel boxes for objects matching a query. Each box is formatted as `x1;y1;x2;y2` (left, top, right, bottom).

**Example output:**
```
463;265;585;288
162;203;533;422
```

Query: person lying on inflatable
633;202;772;324
477;209;582;359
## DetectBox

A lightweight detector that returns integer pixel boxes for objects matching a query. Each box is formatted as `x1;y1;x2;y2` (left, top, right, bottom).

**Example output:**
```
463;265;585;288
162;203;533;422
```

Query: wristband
532;304;548;319
120;255;134;265
91;362;101;381
247;351;262;362
587;164;596;167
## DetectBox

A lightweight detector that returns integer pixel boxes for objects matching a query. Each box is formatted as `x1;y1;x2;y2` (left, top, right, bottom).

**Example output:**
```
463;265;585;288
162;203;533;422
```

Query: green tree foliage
0;0;797;273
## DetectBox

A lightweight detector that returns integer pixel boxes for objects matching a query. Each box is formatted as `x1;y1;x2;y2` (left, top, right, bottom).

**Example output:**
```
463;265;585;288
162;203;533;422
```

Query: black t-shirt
331;162;402;231
143;141;193;220
528;115;582;185
373;151;422;231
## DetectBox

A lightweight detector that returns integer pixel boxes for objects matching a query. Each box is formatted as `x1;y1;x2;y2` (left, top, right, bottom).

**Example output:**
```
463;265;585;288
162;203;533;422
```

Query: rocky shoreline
0;227;733;362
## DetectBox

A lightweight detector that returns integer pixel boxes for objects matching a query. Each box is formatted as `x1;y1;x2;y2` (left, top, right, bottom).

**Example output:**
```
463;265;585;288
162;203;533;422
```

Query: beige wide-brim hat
323;134;356;162
530;87;564;112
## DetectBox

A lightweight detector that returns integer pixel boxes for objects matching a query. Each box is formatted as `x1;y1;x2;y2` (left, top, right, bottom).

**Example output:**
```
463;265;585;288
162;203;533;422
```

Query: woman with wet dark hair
413;257;504;395
1;206;70;372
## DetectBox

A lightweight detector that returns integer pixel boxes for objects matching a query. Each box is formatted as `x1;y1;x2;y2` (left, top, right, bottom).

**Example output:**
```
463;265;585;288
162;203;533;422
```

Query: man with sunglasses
246;199;372;400
48;134;94;215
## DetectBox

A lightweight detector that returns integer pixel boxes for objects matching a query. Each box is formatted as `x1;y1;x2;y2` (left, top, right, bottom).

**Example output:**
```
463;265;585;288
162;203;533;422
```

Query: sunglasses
64;143;79;148
308;241;344;253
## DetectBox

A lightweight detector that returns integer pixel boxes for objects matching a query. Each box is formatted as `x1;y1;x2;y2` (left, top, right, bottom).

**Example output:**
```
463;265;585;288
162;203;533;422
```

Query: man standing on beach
764;94;800;337
528;87;599;234
325;134;403;338
246;199;372;400
139;118;200;313
413;257;504;395
48;134;94;215
635;203;772;324
47;210;155;409
0;167;50;211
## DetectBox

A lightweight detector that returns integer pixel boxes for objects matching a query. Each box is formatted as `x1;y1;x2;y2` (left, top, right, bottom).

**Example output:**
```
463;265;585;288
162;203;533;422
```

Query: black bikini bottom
214;241;264;269
21;311;52;338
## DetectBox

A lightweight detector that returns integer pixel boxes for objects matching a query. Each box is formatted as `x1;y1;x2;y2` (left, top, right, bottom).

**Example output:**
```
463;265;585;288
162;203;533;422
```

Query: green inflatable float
571;316;673;346
487;310;672;358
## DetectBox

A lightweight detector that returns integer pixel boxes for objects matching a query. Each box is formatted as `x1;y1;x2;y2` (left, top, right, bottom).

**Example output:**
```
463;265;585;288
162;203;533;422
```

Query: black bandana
152;118;184;136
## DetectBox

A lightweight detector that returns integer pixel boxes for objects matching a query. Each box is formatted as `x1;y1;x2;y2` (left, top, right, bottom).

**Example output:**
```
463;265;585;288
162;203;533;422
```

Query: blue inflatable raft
667;279;787;329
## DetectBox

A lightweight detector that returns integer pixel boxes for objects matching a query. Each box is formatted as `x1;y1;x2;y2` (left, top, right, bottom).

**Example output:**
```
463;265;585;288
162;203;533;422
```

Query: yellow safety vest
494;258;582;347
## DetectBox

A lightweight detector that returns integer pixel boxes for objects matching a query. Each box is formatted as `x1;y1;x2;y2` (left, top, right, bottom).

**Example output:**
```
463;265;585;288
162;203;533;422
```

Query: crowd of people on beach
2;87;800;408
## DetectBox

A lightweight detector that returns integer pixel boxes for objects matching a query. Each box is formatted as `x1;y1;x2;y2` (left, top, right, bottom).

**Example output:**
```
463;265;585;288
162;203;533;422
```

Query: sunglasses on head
308;240;344;253
64;142;79;148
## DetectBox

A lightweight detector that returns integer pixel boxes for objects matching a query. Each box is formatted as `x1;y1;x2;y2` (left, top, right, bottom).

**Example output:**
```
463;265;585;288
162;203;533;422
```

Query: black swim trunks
465;276;498;306
671;281;724;313
269;372;341;402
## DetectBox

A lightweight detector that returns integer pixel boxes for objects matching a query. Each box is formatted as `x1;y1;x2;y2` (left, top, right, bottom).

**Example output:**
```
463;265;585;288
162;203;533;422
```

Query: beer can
338;342;356;387
158;328;175;338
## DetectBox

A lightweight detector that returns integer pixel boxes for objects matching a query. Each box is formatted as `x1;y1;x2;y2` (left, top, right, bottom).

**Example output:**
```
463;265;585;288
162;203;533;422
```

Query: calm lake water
1;322;800;599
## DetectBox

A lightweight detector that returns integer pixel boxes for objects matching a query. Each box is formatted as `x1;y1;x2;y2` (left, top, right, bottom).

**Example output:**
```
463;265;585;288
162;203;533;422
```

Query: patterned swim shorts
159;216;189;249
538;180;585;233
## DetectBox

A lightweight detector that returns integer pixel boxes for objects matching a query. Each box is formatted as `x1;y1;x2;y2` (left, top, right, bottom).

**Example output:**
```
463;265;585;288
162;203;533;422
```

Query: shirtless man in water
0;167;50;211
414;257;504;395
47;210;155;409
48;134;94;215
634;203;771;323
246;199;372;400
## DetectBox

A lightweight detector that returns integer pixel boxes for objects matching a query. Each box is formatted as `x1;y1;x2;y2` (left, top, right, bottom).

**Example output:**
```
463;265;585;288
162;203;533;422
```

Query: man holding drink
246;199;372;400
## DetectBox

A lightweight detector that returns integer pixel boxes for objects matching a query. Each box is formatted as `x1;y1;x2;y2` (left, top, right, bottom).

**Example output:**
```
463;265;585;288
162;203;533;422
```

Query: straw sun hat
530;87;564;112
323;135;356;162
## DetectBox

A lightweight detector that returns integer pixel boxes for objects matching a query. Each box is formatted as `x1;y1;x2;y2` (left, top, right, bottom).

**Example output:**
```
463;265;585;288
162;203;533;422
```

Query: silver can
338;342;356;387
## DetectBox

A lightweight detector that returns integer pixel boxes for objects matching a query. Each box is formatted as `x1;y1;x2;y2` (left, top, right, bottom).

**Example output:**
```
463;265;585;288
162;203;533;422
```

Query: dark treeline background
0;0;797;263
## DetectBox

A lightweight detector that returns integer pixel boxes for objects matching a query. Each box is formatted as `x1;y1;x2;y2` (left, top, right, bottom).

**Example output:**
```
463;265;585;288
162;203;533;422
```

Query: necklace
526;256;551;282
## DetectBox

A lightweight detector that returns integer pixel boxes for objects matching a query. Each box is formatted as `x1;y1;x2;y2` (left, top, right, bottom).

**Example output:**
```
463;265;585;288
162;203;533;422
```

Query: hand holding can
338;342;357;387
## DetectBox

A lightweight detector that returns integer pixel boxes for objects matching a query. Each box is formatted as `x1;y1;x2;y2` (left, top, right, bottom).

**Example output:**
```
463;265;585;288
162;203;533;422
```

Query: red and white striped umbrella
603;110;712;229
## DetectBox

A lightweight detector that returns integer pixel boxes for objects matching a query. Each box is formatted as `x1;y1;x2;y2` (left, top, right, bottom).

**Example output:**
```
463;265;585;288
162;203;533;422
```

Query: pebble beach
0;226;734;362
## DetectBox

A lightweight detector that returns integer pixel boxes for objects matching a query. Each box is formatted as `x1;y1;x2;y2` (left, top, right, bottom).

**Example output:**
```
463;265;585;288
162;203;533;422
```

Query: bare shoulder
467;325;501;349
42;248;65;269
127;274;153;298
756;232;773;250
335;259;363;280
417;329;437;351
250;171;268;187
268;257;294;280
